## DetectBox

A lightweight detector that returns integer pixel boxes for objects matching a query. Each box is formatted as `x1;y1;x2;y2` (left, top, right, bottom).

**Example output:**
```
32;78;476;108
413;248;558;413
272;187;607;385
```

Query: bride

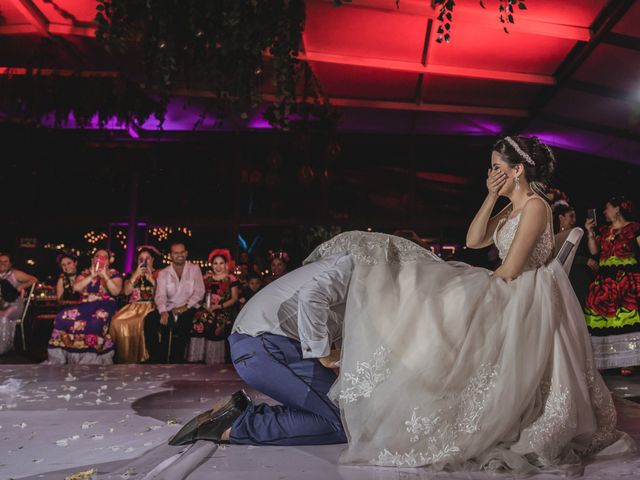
305;135;635;473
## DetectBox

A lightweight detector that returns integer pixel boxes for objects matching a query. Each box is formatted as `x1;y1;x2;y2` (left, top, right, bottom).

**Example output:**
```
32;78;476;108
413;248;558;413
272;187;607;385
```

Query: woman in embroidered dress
584;197;640;376
306;136;635;473
47;249;122;364
109;246;160;363
55;252;82;305
188;249;240;364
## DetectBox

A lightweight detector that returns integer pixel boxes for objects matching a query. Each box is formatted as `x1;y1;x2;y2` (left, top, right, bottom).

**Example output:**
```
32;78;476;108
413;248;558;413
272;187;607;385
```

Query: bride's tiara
504;136;535;167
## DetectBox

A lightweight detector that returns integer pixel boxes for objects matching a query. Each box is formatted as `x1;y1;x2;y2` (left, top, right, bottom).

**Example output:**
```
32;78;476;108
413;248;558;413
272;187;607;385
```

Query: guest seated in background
55;252;82;305
263;250;289;286
553;202;577;251
236;263;250;290
188;249;240;364
0;253;38;355
553;202;596;306
144;242;204;363
239;273;262;307
109;246;160;364
238;251;260;276
47;249;122;364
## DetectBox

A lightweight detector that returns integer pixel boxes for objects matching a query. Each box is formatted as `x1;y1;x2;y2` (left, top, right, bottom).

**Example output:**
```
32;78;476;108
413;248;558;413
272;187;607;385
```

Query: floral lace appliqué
304;231;441;266
526;381;575;460
338;346;391;404
376;364;499;467
583;364;619;456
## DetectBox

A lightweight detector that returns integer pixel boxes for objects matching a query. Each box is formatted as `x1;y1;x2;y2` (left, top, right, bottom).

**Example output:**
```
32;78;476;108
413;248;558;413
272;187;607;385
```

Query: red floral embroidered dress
585;222;640;368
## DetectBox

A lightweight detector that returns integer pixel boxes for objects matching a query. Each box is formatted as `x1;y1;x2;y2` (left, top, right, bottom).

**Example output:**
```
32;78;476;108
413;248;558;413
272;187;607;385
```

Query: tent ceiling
0;0;639;164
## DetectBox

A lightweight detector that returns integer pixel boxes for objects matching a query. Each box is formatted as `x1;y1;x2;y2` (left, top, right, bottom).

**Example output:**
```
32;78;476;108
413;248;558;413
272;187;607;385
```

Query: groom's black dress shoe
168;390;251;446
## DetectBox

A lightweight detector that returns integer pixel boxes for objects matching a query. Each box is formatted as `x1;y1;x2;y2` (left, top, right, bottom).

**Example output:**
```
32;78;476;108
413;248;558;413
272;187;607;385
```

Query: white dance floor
2;364;640;480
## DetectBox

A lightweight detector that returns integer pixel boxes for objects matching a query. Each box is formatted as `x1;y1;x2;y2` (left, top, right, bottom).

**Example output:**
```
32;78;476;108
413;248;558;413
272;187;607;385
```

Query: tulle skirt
305;232;636;473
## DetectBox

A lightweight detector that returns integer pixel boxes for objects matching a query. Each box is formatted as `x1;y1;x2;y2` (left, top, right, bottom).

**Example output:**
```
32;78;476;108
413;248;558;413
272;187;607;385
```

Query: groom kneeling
170;252;353;446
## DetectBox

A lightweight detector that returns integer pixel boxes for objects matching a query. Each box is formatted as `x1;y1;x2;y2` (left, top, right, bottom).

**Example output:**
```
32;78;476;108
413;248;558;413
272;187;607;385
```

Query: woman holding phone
47;249;122;364
584;197;640;375
109;246;160;363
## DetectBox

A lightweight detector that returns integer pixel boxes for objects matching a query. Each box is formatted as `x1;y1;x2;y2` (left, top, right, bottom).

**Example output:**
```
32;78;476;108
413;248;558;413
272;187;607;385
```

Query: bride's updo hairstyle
492;135;556;197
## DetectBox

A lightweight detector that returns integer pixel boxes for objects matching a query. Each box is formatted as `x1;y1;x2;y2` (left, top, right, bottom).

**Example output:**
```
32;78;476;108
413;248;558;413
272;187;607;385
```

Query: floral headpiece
620;199;634;212
504;136;535;167
268;250;290;264
208;248;232;265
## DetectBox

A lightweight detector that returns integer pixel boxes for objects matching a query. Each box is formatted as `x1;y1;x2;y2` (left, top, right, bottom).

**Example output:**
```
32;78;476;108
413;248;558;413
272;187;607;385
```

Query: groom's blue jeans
228;332;346;445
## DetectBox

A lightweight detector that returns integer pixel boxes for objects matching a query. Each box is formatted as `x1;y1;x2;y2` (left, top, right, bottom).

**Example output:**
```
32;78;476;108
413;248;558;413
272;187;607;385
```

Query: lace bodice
493;210;554;270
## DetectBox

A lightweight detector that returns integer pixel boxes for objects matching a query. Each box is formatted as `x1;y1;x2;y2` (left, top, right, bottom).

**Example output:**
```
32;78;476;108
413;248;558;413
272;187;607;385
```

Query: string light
115;230;128;248
149;226;173;241
44;243;66;250
84;231;108;244
149;225;192;241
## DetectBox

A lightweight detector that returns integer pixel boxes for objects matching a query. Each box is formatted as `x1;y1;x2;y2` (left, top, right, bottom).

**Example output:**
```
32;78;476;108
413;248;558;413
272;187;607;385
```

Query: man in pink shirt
144;242;205;363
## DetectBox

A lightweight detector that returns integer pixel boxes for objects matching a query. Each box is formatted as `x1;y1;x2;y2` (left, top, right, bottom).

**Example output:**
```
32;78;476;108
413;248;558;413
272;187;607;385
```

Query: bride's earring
514;175;520;191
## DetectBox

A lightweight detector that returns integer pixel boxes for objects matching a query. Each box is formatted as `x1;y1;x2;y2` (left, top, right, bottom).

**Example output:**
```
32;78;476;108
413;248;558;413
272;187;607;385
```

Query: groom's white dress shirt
232;252;354;359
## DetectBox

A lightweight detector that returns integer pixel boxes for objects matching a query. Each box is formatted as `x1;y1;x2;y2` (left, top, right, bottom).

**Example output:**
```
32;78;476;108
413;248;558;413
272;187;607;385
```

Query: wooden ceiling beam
7;0;50;37
566;79;634;102
175;88;527;117
318;0;592;41
0;67;118;77
539;111;640;143
48;23;96;37
325;97;527;117
0;24;37;34
601;31;640;51
511;0;636;133
300;51;555;85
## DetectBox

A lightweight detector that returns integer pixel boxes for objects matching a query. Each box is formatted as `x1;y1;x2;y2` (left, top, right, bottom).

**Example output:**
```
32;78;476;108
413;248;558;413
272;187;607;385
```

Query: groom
170;251;353;446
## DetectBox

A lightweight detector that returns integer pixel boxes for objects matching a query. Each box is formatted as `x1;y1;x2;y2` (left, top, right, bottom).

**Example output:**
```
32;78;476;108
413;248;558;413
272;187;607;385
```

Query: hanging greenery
1;1;528;130
94;0;334;130
338;0;527;44
435;0;528;42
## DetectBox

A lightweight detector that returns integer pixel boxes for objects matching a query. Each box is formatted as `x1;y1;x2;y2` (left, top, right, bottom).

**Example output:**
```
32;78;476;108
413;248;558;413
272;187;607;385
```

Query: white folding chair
16;283;36;352
554;227;584;275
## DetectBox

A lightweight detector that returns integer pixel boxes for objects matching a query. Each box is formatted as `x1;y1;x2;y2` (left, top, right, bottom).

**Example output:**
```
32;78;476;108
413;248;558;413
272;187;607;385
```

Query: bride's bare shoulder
520;196;549;227
523;195;548;212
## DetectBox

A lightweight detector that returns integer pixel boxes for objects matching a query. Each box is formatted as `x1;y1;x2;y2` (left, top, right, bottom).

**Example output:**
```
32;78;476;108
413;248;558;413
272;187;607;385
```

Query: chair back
554;227;584;275
17;283;36;351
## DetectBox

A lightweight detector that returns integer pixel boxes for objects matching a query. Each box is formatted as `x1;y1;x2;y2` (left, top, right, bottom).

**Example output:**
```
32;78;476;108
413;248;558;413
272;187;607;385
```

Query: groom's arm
297;254;353;360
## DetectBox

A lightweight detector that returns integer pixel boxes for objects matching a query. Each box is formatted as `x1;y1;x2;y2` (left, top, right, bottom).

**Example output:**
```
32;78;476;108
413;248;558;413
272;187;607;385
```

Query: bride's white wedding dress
305;213;635;473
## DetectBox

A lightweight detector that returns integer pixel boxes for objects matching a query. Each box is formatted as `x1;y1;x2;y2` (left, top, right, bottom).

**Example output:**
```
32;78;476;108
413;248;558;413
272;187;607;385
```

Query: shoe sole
168;390;250;446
